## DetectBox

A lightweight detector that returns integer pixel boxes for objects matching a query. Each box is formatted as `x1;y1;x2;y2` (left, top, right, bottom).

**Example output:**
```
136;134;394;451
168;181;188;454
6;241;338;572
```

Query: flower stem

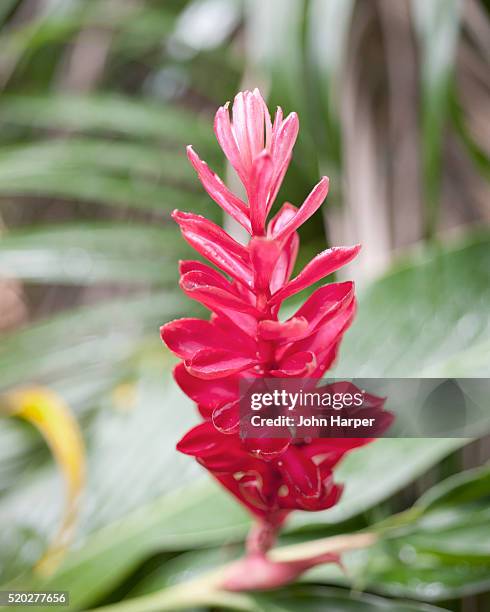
245;519;278;556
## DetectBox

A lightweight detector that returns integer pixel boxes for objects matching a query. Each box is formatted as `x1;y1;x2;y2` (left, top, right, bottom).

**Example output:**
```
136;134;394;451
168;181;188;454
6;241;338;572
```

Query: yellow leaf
2;387;86;575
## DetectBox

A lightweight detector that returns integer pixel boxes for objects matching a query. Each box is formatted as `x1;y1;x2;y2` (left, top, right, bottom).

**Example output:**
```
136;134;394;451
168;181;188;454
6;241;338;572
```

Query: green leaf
90;584;450;612
0;292;187;390
19;482;247;610
251;586;449;612
0;0;16;24
0;166;205;212
0;95;215;150
0;140;197;185
335;231;490;377
0;2;176;59
0;223;188;285
111;8;178;57
307;466;490;601
450;94;490;184
411;0;461;239
307;0;354;178
0;137;214;212
128;548;240;597
416;464;490;511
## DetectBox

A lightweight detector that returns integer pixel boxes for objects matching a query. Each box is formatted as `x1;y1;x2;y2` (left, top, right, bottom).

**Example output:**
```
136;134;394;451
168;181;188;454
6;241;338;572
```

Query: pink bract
161;89;368;527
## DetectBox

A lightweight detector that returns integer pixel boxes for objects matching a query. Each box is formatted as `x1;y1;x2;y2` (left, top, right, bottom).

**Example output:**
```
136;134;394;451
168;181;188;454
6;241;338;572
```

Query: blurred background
0;0;489;610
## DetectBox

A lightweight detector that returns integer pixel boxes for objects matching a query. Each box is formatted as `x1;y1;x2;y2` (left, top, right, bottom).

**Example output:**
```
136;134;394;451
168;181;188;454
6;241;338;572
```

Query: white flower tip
285;111;299;125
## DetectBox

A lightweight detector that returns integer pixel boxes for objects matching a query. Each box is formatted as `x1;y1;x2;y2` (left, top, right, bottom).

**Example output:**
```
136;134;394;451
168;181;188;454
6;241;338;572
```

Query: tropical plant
0;0;489;610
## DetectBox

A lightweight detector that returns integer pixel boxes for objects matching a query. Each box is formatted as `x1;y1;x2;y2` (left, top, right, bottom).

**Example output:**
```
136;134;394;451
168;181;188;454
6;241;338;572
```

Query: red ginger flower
161;89;368;534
